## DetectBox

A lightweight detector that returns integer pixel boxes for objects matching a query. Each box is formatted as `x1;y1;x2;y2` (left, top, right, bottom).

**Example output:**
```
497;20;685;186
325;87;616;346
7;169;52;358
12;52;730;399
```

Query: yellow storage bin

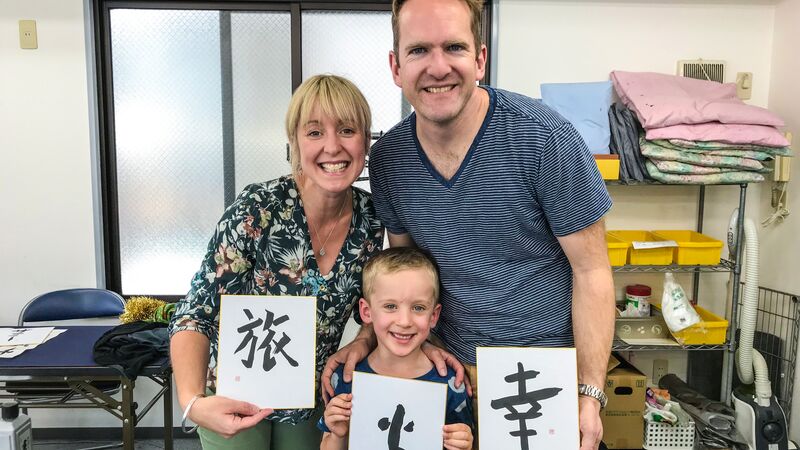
595;155;620;180
651;230;723;265
653;304;728;345
607;230;673;265
606;233;629;266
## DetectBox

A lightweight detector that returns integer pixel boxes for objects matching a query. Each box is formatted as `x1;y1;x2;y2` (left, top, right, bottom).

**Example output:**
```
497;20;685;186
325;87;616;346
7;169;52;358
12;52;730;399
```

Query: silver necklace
309;192;349;257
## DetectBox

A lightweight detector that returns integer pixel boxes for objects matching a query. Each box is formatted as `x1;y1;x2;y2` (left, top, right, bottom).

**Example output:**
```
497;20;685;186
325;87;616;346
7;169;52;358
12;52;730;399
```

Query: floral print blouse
168;176;383;424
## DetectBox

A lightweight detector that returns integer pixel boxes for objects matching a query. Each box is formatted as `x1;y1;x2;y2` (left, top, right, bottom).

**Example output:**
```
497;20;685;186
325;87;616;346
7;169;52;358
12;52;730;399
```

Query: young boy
318;247;473;450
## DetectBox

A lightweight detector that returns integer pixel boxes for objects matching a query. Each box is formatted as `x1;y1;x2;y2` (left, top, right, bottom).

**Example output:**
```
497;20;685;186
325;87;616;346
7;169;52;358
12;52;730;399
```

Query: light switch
19;20;38;49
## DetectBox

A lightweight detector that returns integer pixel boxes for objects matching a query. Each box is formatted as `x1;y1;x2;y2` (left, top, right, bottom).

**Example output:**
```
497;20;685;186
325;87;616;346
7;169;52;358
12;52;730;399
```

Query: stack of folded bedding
610;71;792;184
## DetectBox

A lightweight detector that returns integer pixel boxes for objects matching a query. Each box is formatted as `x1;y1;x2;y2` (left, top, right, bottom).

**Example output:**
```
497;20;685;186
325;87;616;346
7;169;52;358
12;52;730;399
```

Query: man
323;1;615;448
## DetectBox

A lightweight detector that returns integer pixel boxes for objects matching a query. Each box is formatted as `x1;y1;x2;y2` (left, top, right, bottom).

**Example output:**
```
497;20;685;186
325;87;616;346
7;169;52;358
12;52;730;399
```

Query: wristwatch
578;383;608;409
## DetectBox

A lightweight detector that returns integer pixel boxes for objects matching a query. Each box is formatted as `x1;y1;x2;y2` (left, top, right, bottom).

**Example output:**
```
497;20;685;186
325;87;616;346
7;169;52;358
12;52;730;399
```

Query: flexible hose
753;350;773;406
737;218;758;384
736;217;772;405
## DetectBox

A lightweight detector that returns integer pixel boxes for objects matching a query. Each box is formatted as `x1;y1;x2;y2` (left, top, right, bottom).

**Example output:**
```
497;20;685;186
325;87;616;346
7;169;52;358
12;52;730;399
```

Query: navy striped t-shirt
369;86;612;364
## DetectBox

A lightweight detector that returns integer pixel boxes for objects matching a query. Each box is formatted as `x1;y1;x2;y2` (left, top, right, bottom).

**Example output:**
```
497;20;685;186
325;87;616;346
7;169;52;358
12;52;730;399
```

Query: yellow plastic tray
607;230;673;265
653;303;728;345
651;230;723;265
606;233;629;267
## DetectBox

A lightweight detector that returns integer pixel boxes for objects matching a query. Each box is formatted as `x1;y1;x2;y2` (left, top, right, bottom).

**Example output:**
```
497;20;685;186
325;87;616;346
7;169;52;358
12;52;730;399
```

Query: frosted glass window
231;13;292;193
302;10;402;136
105;5;410;295
110;9;290;295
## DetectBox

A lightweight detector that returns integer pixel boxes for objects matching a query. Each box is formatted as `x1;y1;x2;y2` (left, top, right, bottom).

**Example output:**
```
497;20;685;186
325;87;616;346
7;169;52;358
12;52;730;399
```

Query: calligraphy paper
477;347;579;450
348;371;447;450
0;327;55;346
216;295;316;409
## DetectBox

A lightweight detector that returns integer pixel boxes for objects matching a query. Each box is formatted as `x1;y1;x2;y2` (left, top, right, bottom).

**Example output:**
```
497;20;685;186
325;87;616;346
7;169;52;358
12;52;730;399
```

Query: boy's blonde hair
391;0;484;64
285;74;372;178
362;247;440;302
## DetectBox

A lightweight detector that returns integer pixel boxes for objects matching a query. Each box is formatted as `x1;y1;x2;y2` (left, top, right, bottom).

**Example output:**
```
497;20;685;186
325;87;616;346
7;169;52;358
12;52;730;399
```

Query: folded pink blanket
645;122;790;147
611;71;784;129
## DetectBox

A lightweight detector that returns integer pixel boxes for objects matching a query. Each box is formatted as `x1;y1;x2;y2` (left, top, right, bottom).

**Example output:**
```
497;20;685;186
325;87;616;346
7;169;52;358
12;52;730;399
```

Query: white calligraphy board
0;327;55;346
348;371;447;450
477;347;579;450
217;295;316;409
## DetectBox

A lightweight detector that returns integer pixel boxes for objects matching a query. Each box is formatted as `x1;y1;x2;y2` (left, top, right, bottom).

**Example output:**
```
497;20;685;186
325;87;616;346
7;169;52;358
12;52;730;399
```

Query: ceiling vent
677;59;726;83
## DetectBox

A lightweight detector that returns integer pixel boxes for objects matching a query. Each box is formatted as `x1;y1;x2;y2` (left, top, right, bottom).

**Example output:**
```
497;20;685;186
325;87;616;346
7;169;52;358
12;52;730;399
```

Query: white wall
761;0;800;294
1;1;98;323
0;0;182;430
498;1;774;105
763;0;800;438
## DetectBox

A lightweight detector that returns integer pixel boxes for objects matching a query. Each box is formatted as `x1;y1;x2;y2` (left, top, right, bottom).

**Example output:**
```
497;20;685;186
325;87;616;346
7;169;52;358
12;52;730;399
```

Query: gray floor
33;438;202;449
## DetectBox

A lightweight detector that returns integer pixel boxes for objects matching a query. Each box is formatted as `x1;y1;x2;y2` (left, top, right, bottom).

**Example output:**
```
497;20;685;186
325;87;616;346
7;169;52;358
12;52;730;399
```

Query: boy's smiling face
360;268;441;358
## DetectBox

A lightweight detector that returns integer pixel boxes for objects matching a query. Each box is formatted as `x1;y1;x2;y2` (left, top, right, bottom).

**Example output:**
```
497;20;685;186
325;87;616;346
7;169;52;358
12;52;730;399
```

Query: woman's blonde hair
285;74;372;178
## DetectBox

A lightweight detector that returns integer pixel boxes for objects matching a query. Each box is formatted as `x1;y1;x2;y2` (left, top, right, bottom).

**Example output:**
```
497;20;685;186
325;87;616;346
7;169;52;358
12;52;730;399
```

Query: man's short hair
362;247;440;302
391;0;484;64
285;74;372;179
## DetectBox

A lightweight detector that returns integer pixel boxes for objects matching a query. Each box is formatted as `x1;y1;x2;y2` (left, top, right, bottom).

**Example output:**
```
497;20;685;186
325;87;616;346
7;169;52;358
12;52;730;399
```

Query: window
92;0;493;297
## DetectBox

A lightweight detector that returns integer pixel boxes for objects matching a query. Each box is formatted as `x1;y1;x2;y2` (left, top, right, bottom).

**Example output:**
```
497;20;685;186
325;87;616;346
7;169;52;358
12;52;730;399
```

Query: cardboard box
601;361;646;449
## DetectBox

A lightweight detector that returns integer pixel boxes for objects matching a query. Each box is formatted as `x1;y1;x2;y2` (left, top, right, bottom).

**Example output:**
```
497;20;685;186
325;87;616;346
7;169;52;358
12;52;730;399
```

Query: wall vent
677;59;726;83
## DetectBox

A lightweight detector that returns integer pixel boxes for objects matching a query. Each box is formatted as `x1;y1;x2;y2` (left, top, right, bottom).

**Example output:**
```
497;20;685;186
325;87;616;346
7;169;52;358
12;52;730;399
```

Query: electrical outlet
652;359;669;384
19;20;38;49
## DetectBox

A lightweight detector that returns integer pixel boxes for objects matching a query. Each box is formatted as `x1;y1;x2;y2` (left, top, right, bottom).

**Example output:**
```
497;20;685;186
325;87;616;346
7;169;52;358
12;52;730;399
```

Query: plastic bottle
0;402;32;450
625;284;651;317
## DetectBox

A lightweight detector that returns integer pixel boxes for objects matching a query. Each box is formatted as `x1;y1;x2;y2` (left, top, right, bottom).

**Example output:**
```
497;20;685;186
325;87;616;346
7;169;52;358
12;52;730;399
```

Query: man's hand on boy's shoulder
421;341;472;397
322;335;372;403
442;423;473;450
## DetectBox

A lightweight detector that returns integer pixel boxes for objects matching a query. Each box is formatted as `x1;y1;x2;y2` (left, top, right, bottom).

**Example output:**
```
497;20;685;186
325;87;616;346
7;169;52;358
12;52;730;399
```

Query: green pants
198;409;323;450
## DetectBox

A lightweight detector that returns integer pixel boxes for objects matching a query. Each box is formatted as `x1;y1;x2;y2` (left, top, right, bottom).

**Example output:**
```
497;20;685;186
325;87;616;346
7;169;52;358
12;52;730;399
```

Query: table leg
121;378;135;450
163;374;173;450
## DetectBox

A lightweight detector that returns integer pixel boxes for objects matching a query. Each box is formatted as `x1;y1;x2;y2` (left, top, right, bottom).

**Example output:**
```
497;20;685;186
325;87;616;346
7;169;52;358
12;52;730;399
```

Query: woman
169;74;383;449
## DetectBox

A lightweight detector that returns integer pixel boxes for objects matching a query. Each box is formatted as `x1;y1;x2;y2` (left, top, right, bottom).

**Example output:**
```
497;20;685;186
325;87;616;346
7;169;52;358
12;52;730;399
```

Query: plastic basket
651;230;723;265
643;420;695;450
607;230;673;265
606;233;629;266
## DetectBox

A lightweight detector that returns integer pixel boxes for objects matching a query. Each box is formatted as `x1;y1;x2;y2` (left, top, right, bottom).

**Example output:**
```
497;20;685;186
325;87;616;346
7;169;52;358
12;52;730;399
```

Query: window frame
90;0;493;298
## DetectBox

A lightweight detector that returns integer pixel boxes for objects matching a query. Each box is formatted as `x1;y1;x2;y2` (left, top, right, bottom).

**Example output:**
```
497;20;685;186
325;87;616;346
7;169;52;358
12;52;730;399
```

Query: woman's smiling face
297;103;367;196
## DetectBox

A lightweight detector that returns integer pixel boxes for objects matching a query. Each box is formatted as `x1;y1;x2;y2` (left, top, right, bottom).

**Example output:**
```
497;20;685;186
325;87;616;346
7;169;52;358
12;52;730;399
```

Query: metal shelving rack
609;183;749;403
612;259;735;273
611;340;729;351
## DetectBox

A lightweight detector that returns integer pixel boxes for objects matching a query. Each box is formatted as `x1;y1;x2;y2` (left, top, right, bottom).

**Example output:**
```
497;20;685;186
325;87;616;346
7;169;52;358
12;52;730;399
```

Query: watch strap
578;383;608;409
